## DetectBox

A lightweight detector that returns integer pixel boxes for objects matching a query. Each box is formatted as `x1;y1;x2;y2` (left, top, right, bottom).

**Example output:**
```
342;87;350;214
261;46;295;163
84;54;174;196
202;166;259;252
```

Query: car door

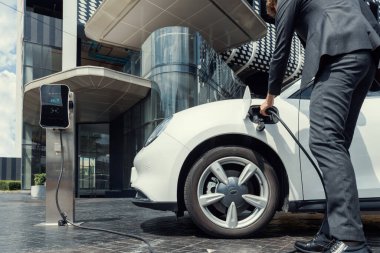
296;87;380;200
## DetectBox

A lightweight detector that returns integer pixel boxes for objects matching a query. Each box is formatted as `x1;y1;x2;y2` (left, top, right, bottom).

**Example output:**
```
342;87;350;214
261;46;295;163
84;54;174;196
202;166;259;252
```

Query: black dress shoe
294;233;334;253
323;240;372;253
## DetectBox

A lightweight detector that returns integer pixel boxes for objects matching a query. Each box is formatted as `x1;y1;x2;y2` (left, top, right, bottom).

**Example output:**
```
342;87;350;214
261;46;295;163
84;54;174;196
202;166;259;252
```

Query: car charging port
248;106;279;132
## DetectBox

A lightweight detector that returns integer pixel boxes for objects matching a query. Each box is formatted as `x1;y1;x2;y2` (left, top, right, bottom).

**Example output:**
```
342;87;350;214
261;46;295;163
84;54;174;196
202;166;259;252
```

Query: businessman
260;0;380;252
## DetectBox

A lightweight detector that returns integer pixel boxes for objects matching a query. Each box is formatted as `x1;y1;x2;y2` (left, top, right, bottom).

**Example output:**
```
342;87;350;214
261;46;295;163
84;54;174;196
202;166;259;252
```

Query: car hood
163;97;263;149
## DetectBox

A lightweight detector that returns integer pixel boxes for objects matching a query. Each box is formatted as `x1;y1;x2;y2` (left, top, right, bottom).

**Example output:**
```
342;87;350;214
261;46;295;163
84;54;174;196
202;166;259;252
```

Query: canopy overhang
85;0;267;52
24;66;151;124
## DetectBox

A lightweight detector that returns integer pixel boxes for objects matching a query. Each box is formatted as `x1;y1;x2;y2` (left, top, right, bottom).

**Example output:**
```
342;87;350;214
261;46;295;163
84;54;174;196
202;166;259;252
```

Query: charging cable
263;109;328;253
264;108;326;196
55;130;156;253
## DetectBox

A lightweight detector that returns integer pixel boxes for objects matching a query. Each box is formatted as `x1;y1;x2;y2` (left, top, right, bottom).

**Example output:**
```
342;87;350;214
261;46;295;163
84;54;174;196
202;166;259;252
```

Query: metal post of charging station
45;93;76;224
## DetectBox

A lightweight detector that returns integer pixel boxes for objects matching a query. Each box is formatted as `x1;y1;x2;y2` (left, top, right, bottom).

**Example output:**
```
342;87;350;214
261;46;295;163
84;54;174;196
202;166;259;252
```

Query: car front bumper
130;132;190;205
131;188;178;211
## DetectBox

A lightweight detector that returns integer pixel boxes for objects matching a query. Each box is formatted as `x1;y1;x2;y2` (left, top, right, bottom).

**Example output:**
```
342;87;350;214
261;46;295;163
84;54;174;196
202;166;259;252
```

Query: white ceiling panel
122;0;163;28
166;0;209;20
104;21;139;45
85;0;267;52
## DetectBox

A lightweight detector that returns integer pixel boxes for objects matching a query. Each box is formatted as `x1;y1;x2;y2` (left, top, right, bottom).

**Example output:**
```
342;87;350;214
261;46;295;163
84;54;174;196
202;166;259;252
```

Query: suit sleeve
359;0;380;36
268;0;299;95
358;0;380;69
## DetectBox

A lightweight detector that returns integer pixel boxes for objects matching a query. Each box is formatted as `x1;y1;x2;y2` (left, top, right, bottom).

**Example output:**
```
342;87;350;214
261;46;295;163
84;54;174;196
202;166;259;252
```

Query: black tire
184;146;279;238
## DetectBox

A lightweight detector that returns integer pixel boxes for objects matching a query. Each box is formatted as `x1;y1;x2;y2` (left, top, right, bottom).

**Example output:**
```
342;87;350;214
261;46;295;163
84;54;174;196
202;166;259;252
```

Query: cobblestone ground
0;191;379;253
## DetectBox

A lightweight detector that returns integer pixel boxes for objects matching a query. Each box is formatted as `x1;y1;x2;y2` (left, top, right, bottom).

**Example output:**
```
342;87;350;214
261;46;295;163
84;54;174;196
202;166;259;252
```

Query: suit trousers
309;50;376;241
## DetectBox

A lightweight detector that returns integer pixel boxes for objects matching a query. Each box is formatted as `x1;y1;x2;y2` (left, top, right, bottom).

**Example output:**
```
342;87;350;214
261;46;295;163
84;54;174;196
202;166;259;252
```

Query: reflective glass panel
78;124;110;196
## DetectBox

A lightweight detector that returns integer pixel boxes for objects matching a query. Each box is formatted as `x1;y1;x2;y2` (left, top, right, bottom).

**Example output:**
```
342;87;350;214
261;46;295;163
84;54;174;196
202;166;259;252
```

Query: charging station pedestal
40;85;76;224
45;121;76;224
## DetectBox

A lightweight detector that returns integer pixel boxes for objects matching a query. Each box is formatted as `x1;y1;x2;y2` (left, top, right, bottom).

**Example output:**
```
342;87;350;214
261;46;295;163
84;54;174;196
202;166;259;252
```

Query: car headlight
145;116;172;147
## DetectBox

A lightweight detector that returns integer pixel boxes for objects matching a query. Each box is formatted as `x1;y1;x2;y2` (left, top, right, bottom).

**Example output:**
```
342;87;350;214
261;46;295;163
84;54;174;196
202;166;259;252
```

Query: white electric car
131;80;380;238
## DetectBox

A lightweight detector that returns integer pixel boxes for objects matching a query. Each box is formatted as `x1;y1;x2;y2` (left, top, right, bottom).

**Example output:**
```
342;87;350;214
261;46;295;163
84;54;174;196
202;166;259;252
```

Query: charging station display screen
40;84;70;129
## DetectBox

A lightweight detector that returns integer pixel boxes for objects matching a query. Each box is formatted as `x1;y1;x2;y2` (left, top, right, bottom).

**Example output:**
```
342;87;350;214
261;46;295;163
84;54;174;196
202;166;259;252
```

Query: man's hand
260;94;275;116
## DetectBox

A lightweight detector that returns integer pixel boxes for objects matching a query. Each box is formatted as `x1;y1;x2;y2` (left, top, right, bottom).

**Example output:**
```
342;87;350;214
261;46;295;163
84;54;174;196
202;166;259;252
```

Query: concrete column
15;0;23;159
62;0;78;70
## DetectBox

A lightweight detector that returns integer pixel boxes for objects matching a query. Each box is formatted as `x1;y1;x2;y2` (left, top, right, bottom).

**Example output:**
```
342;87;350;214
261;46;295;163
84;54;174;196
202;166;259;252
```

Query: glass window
289;85;313;99
141;38;152;77
367;90;380;97
32;44;42;68
23;42;62;84
142;27;197;78
78;124;110;196
123;50;141;76
367;81;380;97
24;43;33;66
22;124;46;189
286;77;380;100
24;11;62;47
32;68;43;80
42;46;52;69
151;72;197;117
198;82;209;104
132;104;142;129
23;66;33;84
51;48;62;71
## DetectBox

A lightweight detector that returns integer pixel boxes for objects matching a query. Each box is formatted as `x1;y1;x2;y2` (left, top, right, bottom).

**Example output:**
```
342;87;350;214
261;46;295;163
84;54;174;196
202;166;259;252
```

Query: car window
281;78;301;93
288;84;313;99
367;81;380;97
289;82;380;99
367;90;380;97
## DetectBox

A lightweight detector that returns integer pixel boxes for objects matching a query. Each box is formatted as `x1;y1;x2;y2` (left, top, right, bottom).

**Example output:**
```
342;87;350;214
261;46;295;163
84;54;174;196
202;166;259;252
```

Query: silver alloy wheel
197;156;269;229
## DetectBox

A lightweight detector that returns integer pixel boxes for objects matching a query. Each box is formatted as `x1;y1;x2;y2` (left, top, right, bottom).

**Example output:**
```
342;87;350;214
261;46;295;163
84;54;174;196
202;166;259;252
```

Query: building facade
16;0;380;196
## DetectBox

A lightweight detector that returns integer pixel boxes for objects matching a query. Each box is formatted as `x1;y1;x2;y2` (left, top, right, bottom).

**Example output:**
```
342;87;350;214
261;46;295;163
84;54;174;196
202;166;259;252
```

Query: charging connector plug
58;219;67;226
252;114;266;132
58;211;68;226
256;119;265;132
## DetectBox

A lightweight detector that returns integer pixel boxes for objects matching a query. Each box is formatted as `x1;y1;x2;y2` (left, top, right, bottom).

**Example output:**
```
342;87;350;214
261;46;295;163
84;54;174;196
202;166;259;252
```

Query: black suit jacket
268;0;380;95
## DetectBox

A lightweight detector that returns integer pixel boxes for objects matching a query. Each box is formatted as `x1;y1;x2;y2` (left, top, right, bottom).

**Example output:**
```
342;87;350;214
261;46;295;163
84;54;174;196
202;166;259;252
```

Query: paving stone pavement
0;191;379;253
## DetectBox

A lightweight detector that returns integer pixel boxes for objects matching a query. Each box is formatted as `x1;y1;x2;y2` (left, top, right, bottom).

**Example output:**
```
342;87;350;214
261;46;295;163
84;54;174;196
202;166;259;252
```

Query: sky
0;0;19;157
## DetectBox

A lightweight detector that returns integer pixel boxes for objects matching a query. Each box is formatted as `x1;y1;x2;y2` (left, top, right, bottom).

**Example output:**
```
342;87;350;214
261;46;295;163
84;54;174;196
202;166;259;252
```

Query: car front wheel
184;146;279;238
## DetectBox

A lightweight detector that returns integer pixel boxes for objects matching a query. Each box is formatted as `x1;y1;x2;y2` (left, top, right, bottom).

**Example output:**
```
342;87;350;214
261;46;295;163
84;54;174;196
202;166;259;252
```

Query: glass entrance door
78;124;110;196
